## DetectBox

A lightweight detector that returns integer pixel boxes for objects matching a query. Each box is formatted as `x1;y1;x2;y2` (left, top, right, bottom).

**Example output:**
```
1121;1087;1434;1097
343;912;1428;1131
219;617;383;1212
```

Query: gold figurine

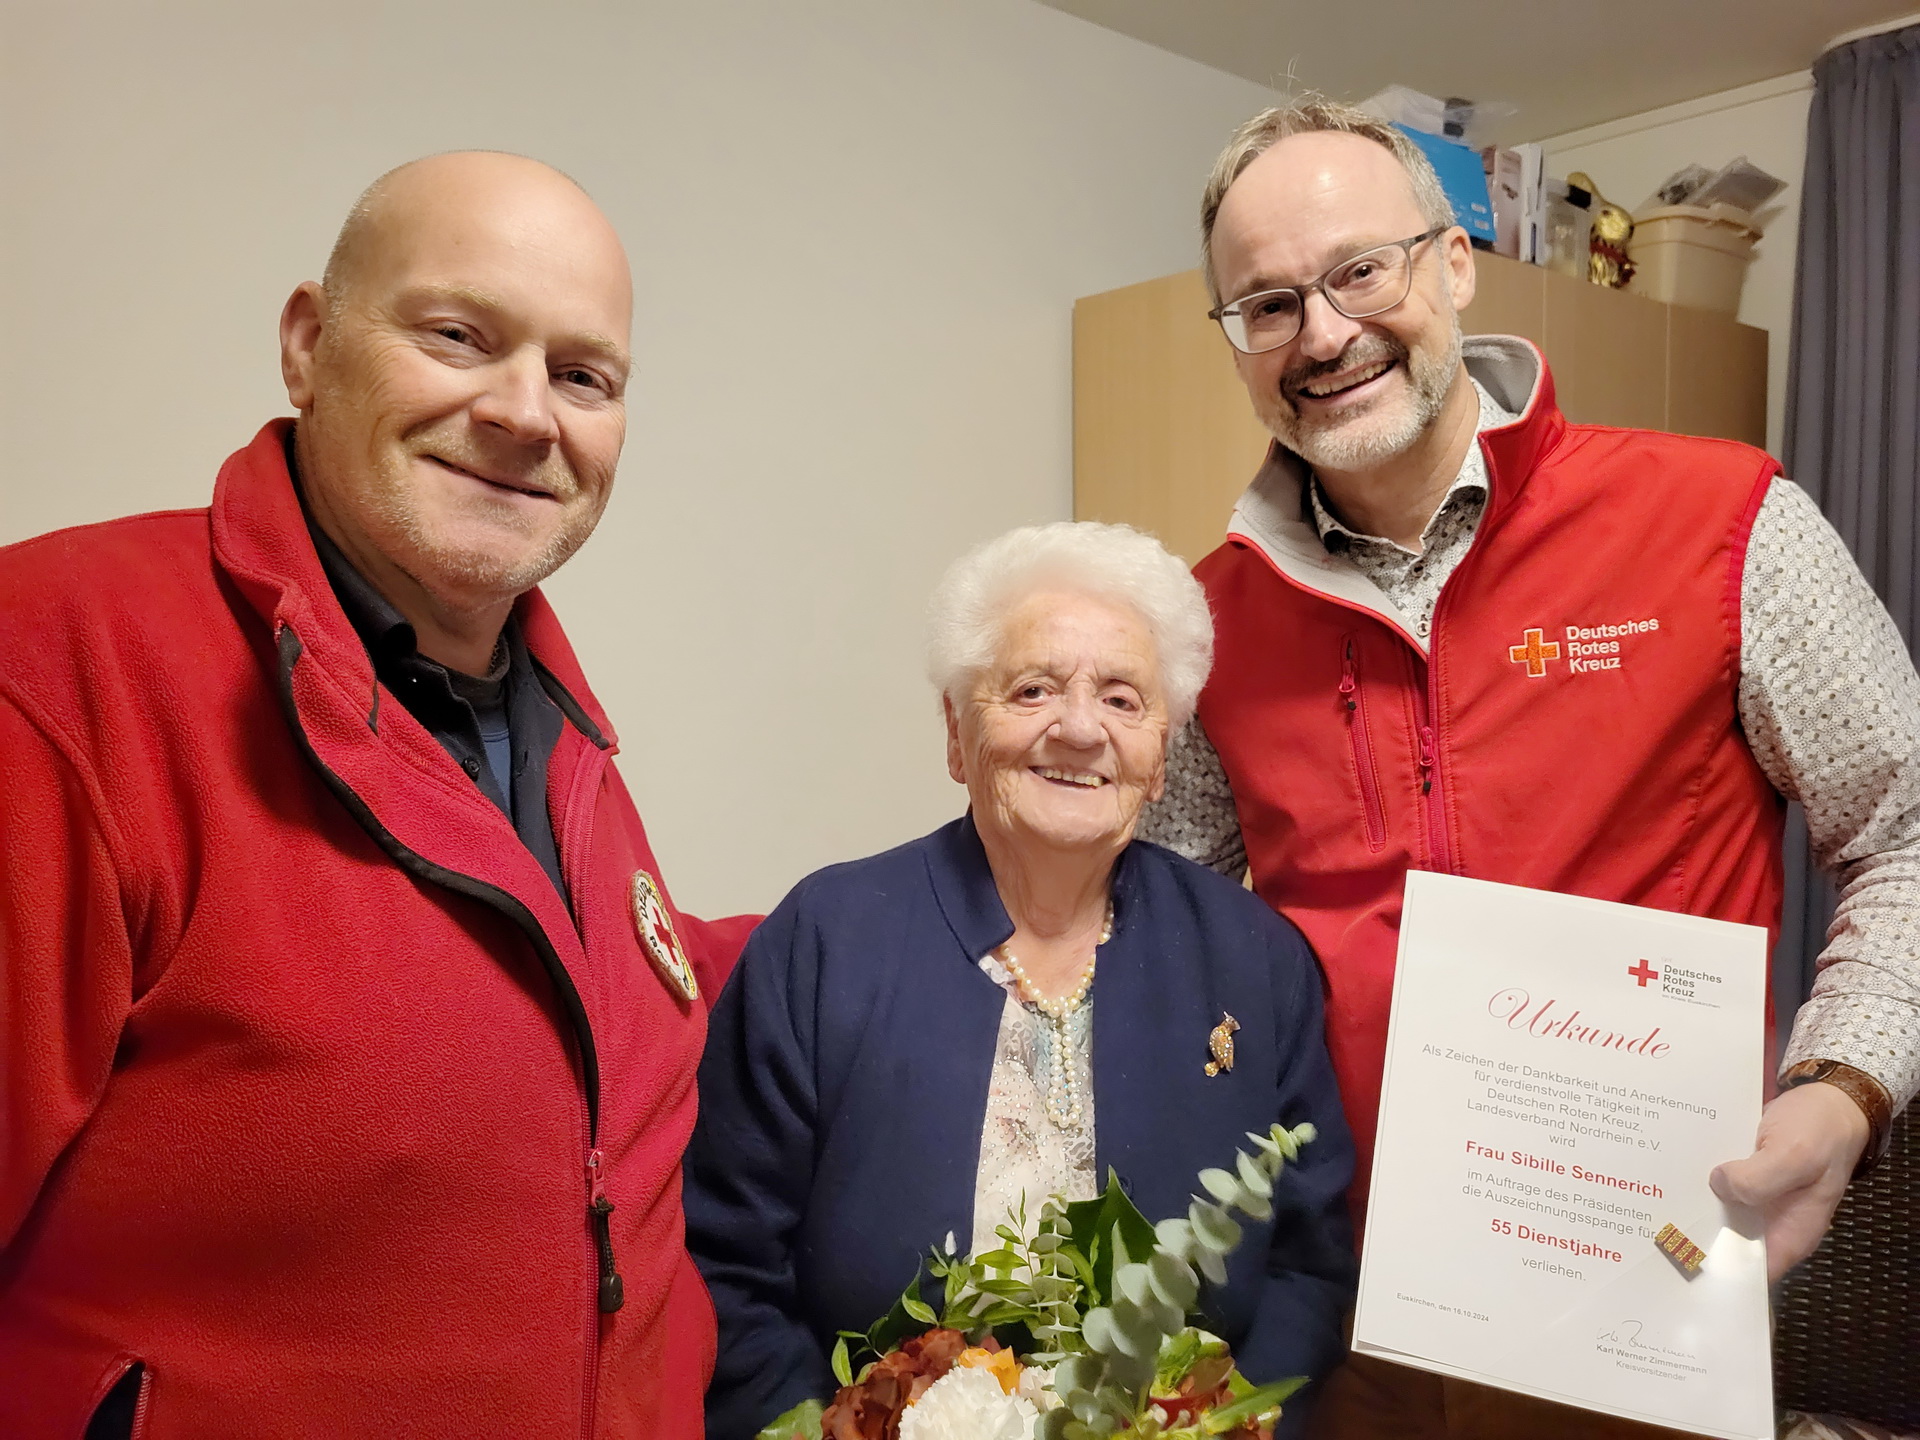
1569;171;1635;289
1204;1013;1240;1077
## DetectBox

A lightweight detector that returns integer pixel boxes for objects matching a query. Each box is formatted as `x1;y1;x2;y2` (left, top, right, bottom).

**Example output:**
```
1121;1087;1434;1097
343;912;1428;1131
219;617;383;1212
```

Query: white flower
897;1365;1038;1440
1014;1363;1060;1412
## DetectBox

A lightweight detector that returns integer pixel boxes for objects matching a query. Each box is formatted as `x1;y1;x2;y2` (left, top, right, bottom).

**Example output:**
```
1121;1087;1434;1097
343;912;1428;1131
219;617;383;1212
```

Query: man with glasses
1142;97;1918;1439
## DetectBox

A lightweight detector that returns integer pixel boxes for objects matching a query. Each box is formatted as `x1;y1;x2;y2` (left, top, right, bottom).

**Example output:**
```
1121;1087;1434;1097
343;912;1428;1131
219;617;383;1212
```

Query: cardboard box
1395;124;1496;246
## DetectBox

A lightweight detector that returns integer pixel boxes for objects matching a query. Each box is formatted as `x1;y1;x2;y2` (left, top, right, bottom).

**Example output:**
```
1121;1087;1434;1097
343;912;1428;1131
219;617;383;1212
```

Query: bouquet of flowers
757;1121;1317;1440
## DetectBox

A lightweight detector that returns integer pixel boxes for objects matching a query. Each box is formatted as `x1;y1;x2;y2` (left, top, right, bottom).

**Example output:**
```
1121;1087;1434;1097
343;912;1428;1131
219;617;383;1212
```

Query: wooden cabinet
1073;252;1769;561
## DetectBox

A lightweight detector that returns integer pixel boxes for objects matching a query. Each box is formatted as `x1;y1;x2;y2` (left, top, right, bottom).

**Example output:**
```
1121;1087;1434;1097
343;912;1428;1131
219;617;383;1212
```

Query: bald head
321;152;631;326
279;151;635;670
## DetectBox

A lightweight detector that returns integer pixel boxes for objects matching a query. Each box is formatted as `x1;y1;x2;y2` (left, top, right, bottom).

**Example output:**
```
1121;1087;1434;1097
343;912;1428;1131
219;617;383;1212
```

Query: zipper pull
586;1149;625;1314
1417;726;1437;795
1340;642;1358;712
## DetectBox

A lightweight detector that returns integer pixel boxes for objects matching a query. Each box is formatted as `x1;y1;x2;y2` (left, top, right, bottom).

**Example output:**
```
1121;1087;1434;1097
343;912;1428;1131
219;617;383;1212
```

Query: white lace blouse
968;953;1099;1257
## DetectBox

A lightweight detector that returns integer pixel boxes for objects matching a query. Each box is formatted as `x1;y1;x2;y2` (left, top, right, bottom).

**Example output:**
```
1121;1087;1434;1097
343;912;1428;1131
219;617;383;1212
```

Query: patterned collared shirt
1141;388;1920;1113
1305;381;1514;637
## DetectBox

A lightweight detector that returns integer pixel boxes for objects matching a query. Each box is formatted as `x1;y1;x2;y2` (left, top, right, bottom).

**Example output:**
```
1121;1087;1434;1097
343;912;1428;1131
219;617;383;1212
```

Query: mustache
1279;337;1408;399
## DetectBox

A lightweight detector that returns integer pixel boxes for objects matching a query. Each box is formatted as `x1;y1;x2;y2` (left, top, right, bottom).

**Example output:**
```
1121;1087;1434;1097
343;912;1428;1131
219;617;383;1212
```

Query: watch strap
1779;1059;1895;1178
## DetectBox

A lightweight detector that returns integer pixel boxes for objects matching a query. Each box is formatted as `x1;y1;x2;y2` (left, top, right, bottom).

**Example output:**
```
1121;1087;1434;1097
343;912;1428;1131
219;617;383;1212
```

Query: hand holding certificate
1353;872;1773;1440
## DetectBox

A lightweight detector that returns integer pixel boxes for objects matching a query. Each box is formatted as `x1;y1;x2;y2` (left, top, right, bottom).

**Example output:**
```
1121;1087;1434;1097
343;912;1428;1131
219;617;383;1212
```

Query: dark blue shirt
303;511;569;905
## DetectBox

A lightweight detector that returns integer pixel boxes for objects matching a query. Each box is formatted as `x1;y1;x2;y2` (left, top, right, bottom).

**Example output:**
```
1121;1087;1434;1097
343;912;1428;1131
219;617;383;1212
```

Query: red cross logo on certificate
1629;959;1660;987
1508;628;1560;678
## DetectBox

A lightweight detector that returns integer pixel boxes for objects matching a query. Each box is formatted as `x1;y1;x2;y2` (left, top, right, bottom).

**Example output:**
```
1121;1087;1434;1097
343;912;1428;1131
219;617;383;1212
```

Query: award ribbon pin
1654;1222;1705;1276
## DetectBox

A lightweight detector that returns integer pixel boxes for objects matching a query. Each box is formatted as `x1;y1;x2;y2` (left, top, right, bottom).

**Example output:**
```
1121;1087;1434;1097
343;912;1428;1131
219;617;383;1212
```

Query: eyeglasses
1209;226;1450;355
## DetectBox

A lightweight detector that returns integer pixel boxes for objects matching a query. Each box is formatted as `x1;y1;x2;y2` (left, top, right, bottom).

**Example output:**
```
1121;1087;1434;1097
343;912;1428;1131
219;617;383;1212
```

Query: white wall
1534;74;1813;458
0;1;1277;917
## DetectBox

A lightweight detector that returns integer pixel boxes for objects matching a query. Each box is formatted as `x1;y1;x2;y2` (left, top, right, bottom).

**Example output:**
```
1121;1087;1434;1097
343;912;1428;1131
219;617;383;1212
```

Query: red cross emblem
1628;959;1660;987
1508;628;1560;678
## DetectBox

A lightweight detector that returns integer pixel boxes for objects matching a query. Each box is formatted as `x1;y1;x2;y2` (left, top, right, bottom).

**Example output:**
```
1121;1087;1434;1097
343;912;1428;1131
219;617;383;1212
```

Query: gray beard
1273;313;1464;473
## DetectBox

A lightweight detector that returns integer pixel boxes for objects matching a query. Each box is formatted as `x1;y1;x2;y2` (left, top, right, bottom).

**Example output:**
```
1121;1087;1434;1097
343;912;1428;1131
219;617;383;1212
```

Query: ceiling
1036;0;1919;143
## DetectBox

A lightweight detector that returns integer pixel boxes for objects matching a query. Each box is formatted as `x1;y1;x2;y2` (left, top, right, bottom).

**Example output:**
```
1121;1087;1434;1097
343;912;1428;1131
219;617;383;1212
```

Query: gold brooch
1204;1013;1240;1076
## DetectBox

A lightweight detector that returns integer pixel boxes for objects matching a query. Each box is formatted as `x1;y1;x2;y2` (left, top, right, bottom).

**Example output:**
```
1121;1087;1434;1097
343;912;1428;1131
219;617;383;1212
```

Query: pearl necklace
995;905;1113;1131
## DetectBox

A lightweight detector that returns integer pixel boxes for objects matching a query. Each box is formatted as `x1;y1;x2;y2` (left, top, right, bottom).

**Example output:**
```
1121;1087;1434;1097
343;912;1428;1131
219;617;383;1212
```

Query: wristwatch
1778;1059;1894;1178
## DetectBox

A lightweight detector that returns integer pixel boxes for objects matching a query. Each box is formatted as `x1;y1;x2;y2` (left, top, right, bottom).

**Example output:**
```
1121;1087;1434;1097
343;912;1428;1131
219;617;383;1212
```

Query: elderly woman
686;522;1354;1438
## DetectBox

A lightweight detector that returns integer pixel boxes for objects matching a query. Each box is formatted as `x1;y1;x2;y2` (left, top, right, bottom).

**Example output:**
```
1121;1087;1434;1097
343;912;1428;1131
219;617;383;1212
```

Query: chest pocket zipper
1340;637;1388;851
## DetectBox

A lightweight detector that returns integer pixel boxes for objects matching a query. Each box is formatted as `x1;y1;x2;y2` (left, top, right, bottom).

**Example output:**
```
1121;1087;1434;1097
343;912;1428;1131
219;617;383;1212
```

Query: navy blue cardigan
686;817;1356;1438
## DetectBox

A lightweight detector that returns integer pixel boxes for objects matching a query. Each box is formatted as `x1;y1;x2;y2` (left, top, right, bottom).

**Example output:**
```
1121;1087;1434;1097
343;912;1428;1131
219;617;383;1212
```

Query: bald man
0;153;754;1438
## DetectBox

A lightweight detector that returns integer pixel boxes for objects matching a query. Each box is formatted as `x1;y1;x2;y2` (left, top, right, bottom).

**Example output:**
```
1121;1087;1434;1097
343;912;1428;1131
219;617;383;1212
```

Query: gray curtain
1776;24;1920;1016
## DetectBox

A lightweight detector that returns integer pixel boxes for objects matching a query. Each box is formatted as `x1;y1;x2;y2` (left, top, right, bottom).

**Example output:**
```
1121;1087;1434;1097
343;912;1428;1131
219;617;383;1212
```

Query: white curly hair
925;521;1213;733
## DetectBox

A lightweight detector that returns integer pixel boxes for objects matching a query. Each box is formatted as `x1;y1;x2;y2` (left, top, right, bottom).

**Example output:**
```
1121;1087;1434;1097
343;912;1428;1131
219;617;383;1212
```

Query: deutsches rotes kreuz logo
1507;618;1662;678
630;869;699;1004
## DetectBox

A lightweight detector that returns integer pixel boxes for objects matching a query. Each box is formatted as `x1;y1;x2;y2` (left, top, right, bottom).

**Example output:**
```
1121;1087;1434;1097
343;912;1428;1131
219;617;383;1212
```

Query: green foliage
862;1263;932;1361
755;1398;824;1440
1041;1122;1318;1440
1060;1169;1161;1310
805;1124;1318;1440
1199;1377;1306;1431
1152;1329;1228;1395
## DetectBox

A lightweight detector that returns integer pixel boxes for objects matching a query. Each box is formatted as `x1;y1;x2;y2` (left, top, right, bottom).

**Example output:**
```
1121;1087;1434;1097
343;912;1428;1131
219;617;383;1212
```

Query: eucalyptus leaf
1114;1262;1154;1309
1197;1167;1240;1205
1146;1251;1198;1311
1193;1244;1229;1286
1234;1148;1274;1198
1081;1306;1119;1355
1187;1199;1241;1253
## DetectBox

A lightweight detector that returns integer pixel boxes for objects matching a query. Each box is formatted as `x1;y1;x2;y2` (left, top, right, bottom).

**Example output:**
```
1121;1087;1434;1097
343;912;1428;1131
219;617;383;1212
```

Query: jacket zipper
1339;639;1388;849
1410;657;1455;874
1405;433;1513;876
131;1364;152;1440
581;1147;614;1440
555;740;617;1440
587;1148;622;1310
273;626;624;1440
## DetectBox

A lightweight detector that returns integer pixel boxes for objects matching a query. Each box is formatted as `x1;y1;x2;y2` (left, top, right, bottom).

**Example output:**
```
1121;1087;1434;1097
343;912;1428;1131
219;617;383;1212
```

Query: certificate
1352;872;1772;1440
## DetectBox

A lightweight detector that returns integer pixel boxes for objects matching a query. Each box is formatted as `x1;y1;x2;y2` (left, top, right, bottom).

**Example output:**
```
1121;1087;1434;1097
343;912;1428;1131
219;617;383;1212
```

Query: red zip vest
1193;339;1785;1211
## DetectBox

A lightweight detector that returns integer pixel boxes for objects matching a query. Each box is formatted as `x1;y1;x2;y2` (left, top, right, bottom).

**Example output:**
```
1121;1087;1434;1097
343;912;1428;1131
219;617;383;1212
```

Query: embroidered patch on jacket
1509;618;1664;678
630;870;699;1003
1507;627;1561;677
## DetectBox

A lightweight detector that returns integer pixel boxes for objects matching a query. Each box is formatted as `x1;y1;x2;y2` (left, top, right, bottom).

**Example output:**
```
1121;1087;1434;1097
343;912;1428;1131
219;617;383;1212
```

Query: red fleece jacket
0;421;755;1439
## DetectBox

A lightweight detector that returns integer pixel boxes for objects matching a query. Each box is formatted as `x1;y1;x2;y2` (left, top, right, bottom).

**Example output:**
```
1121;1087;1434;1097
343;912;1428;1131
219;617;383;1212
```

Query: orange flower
954;1346;1021;1396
